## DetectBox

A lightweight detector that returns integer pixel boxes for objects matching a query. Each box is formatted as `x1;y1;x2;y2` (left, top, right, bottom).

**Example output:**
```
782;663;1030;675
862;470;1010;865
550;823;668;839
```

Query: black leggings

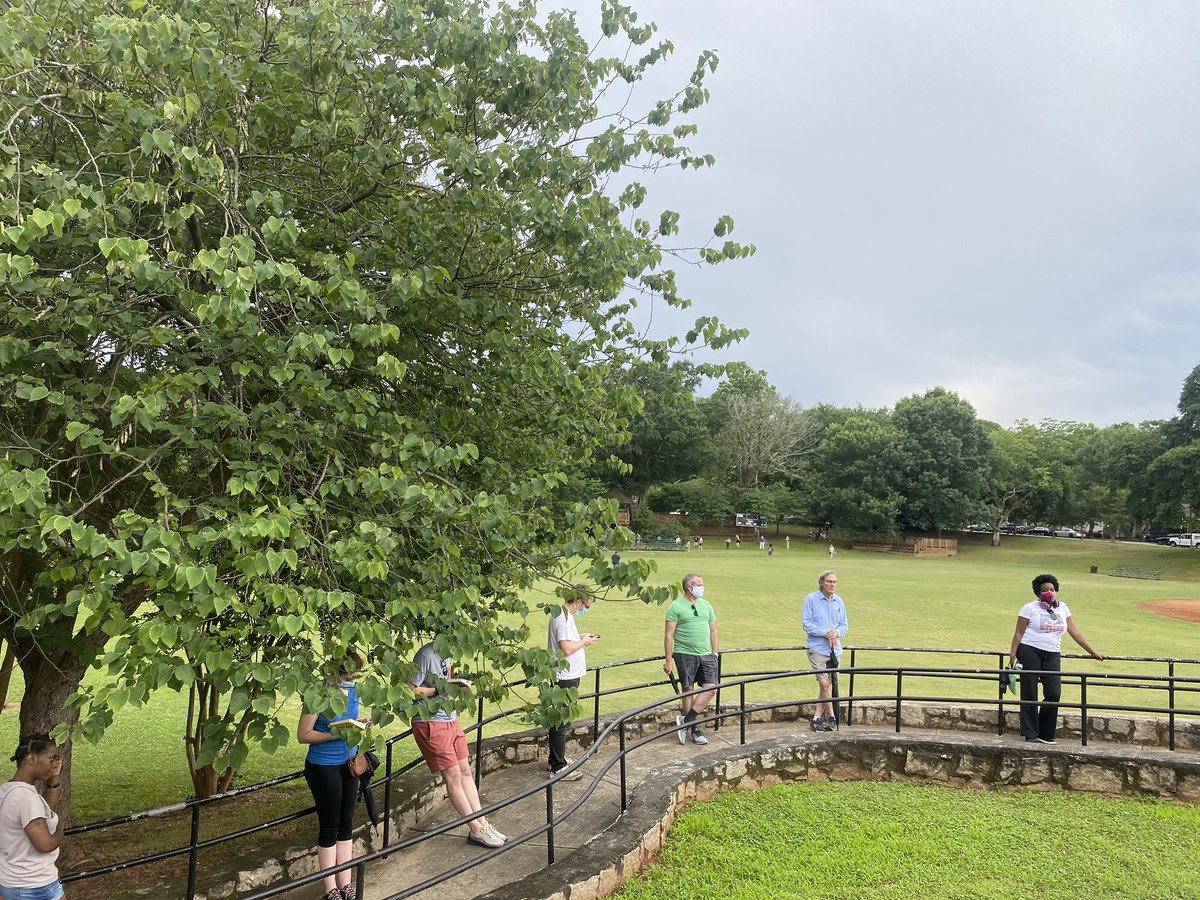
304;760;357;847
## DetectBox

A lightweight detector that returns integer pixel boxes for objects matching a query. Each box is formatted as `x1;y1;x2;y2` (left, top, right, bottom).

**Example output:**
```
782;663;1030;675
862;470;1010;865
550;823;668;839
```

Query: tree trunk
14;642;90;828
0;641;15;710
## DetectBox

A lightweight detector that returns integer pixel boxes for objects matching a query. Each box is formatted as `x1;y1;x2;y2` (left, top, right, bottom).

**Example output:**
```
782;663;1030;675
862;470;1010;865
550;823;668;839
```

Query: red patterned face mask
1038;591;1058;610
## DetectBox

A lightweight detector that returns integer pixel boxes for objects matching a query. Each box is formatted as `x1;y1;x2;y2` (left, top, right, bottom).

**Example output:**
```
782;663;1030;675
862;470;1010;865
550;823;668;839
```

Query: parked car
1167;533;1200;547
1156;534;1181;545
1053;527;1082;538
1027;526;1052;536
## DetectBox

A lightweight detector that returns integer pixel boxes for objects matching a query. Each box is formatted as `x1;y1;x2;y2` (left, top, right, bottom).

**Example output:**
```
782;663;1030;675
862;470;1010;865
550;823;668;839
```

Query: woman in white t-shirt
0;734;65;900
1008;574;1104;745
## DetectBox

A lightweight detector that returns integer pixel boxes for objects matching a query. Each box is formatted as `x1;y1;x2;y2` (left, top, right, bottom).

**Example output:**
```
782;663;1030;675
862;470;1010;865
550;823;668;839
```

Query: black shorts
674;652;718;689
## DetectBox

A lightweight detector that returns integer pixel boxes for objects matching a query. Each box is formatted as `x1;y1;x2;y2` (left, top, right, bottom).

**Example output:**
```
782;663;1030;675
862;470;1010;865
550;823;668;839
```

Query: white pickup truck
1167;533;1200;547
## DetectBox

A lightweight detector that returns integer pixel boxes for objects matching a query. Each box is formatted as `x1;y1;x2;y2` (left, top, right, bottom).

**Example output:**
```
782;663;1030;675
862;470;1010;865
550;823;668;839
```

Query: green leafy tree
604;361;715;505
893;388;990;533
0;0;749;810
805;416;904;534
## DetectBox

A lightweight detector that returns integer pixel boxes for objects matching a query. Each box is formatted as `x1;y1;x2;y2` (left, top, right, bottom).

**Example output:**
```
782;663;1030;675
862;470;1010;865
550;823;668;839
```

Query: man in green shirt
663;573;719;745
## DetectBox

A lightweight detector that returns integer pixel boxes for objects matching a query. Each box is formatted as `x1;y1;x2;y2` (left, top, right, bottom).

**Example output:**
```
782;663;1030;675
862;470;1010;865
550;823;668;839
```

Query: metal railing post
545;783;555;866
714;652;722;733
593;667;601;743
382;742;394;853
474;695;485;789
1079;674;1089;747
1168;661;1176;751
186;804;200;899
847;648;856;725
997;652;1007;737
618;722;627;813
739;682;746;745
894;670;903;733
355;861;365;900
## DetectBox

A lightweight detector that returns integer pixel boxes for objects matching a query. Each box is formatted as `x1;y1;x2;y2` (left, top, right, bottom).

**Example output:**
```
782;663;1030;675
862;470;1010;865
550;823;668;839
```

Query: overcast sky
584;1;1200;428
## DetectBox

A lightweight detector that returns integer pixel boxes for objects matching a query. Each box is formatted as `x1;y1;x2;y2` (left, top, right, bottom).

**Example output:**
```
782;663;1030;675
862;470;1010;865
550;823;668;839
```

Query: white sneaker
467;826;505;849
547;757;573;772
484;822;508;843
676;714;688;744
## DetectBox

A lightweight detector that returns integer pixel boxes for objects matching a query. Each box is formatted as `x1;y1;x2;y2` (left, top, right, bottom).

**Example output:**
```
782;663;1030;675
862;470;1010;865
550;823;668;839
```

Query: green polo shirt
666;597;716;655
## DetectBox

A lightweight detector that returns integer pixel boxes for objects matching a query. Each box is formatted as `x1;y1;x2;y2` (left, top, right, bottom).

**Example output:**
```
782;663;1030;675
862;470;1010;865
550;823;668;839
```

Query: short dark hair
11;733;54;765
1032;573;1059;596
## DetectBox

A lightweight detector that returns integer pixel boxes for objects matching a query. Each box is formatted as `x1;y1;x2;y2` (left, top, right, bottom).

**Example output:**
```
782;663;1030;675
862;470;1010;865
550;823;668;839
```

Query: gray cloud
594;1;1200;426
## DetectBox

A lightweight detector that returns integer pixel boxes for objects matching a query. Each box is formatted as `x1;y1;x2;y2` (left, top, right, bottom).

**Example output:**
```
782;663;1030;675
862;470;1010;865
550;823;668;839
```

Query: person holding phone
663;573;719;746
546;584;598;780
1;734;64;900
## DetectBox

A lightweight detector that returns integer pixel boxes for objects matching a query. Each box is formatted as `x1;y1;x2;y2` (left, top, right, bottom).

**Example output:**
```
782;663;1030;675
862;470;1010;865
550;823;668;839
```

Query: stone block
1068;763;1124;794
904;749;954;780
1131;718;1159;745
597;863;623;896
236;858;283;893
200;881;236;900
1018;758;1051;786
1136;765;1176;796
724;758;748;781
286;850;320;880
1175;774;1200;804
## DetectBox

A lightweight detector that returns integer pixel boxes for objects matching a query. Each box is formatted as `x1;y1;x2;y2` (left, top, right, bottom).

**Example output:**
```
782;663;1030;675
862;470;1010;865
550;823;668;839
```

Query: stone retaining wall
189;703;1199;898
478;729;1200;900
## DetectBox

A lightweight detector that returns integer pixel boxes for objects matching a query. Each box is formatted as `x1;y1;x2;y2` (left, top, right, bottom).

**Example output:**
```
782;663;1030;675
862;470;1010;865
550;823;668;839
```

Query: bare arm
1008;616;1030;663
1066;617;1104;660
558;634;594;657
25;816;63;853
297;712;337;745
709;621;719;656
663;621;677;673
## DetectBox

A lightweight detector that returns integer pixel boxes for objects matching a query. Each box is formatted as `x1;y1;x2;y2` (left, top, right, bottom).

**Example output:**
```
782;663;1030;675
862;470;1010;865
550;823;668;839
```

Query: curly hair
1031;573;1059;596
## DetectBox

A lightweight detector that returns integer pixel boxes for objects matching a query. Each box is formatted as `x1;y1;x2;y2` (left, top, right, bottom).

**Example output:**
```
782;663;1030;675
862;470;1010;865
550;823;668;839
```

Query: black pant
304;759;358;847
548;677;580;773
1016;644;1062;740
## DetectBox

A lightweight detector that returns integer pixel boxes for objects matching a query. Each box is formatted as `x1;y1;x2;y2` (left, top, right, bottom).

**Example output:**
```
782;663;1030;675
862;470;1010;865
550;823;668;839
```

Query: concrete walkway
339;713;1190;900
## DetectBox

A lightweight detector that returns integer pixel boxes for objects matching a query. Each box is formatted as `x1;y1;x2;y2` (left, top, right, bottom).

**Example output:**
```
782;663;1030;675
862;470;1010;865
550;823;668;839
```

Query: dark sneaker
691;729;708;745
810;717;824;732
822;716;837;732
340;886;357;900
676;714;688;744
1036;737;1057;744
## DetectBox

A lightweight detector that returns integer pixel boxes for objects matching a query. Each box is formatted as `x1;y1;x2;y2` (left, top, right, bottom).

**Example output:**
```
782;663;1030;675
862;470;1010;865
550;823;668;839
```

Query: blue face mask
691;585;705;600
338;679;356;689
574;606;588;616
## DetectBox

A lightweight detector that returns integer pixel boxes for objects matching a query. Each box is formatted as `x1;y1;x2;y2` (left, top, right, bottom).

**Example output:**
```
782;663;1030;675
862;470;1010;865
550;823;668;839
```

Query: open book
330;718;369;732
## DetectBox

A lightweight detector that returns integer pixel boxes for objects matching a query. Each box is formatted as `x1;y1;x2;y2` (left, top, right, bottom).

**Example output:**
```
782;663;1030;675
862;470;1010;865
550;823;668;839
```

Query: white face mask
690;585;705;599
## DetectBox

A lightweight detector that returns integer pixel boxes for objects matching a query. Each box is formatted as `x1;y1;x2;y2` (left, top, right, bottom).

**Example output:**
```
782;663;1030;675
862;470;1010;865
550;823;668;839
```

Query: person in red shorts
409;641;507;849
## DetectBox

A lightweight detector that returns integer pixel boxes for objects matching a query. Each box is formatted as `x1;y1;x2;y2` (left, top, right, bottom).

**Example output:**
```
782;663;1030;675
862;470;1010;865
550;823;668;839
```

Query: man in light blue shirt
801;570;849;732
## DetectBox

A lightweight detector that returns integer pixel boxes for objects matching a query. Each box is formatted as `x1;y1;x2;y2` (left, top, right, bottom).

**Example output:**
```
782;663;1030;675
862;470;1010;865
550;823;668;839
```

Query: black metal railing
61;646;1200;897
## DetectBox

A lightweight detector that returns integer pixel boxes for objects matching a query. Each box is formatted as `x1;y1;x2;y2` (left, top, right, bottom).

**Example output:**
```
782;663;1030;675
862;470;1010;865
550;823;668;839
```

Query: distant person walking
758;534;766;550
802;571;849;731
725;537;731;550
663;573;719;745
785;535;790;550
828;543;836;558
768;543;774;557
1;734;64;900
735;534;741;549
1008;574;1104;744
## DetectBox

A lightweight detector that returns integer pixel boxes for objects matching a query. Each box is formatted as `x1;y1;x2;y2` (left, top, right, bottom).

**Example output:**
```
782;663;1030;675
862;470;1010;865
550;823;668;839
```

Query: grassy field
612;780;1200;900
2;531;1199;825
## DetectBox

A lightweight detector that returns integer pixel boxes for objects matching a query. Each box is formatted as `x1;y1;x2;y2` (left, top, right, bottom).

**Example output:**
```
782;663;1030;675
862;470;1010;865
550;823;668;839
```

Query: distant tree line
595;360;1200;546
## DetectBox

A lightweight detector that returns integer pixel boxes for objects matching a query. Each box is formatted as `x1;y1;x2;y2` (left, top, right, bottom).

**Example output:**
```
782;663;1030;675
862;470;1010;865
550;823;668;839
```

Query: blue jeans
0;881;65;900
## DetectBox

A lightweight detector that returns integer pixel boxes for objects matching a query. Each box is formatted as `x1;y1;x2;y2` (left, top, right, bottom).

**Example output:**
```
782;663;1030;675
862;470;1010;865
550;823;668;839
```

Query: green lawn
613;780;1200;900
3;532;1199;824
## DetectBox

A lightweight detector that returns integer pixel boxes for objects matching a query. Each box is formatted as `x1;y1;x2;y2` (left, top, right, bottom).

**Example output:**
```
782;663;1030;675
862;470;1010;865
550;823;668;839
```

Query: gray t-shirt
411;642;456;723
0;781;60;887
